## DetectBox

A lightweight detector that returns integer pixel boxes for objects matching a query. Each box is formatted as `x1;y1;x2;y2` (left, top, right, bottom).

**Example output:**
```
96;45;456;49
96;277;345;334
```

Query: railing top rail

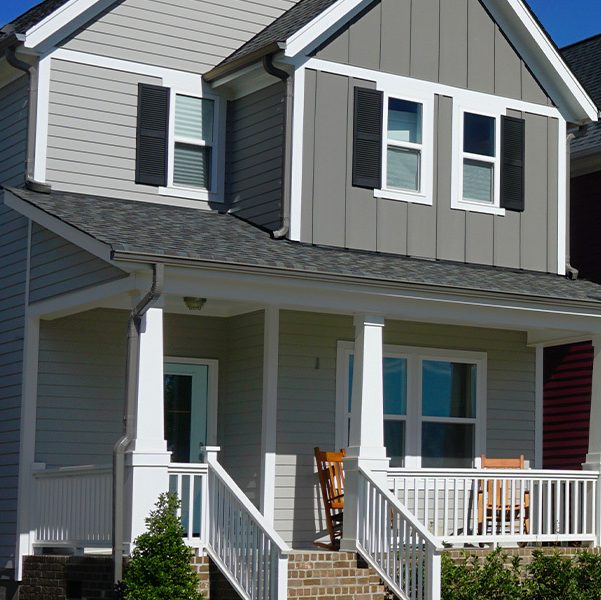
168;463;209;474
388;468;600;480
359;466;444;551
33;464;112;478
209;460;290;556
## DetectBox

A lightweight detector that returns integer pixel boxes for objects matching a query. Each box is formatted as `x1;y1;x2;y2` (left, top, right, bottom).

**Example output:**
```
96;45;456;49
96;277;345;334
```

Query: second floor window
462;112;497;205
386;98;423;193
172;95;214;190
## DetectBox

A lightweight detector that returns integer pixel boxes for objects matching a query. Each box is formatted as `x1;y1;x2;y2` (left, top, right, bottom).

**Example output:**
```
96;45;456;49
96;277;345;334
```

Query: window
172;95;214;190
386;99;422;192
462;113;496;205
338;343;485;469
352;87;433;205
135;83;224;202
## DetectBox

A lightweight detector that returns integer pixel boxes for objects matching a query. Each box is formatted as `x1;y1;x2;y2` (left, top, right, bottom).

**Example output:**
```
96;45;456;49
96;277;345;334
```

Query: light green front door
164;362;209;463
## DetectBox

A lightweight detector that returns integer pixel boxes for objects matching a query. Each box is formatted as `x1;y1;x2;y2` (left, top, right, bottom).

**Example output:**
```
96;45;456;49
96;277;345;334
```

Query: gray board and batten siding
275;310;536;547
35;308;265;506
226;82;286;231
60;0;298;74
0;74;29;573
302;0;559;273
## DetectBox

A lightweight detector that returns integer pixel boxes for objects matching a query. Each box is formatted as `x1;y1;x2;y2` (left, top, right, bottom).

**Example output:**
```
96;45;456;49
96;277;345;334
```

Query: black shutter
136;83;170;186
352;87;384;189
500;115;525;212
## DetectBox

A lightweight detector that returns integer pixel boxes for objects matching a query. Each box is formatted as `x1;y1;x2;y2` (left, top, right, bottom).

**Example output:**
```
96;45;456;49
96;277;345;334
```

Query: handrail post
340;456;360;552
202;447;220;549
427;549;442;600
271;551;288;600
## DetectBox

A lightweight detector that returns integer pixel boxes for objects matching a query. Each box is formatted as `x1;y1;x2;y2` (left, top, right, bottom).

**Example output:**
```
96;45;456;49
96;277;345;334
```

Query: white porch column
124;306;171;550
260;307;279;523
583;334;601;545
341;315;390;551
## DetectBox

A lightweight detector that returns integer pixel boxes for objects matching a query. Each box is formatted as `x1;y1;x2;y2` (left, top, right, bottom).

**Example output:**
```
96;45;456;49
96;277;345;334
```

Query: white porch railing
389;468;599;545
31;465;112;548
206;451;289;600
357;467;443;600
168;463;209;549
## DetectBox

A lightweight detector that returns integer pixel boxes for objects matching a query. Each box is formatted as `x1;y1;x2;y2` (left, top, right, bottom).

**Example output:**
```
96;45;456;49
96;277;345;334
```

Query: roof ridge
561;31;601;53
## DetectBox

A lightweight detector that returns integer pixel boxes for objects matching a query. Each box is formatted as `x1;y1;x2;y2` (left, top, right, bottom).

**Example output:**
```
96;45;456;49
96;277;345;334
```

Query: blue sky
0;0;600;49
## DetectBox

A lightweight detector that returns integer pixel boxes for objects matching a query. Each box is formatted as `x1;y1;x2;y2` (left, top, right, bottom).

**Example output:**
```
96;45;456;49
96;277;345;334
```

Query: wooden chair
478;454;530;537
314;447;346;549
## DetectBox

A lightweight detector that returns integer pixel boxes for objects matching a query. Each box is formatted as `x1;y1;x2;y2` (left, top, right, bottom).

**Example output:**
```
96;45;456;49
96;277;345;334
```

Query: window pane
422;422;474;468
464;112;495;156
384;357;407;415
175;95;214;143
164;374;192;463
387;147;420;191
388;98;422;144
463;159;493;203
384;420;405;467
422;361;477;418
174;143;211;189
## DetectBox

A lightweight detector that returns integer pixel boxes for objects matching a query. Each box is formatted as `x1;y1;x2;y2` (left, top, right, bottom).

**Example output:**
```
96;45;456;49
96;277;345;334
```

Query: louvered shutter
500;115;525;212
352;87;384;189
136;83;170;186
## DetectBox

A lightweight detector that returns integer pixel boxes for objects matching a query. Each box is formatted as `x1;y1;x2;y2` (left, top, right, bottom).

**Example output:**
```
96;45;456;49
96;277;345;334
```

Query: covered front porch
16;256;601;598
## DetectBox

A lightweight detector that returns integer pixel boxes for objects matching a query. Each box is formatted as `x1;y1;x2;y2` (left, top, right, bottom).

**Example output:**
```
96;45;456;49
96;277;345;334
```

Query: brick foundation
20;555;113;600
444;545;601;566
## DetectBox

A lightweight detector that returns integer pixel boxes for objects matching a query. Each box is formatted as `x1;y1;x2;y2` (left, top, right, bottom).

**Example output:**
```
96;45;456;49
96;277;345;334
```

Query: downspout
5;42;41;186
565;131;578;280
112;263;164;585
262;54;292;239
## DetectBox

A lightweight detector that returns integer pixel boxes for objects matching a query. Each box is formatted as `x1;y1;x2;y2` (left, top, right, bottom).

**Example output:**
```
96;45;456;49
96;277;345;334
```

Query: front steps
288;550;388;600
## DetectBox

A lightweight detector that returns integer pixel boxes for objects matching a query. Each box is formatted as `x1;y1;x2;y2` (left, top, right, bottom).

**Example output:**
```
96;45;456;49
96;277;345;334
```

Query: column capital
353;314;385;328
591;334;601;350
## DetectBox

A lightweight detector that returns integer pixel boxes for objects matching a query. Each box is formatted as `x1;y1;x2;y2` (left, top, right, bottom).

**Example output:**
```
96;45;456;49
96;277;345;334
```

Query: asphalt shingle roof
217;0;338;69
7;186;601;306
561;35;601;156
0;0;71;38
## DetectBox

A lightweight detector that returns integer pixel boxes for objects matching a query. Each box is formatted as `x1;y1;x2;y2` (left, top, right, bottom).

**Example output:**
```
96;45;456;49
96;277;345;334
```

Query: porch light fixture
184;296;207;311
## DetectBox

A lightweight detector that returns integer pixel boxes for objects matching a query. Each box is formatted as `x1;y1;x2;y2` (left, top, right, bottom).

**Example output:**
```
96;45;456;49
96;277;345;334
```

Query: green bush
118;492;204;600
442;548;601;600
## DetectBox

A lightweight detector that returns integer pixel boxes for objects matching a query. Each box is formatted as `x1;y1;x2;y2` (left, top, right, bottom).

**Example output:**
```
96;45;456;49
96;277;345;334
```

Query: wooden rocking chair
314;447;346;549
478;454;530;538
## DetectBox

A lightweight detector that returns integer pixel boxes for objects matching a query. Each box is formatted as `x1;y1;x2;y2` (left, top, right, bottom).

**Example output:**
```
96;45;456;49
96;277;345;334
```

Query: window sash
340;345;485;469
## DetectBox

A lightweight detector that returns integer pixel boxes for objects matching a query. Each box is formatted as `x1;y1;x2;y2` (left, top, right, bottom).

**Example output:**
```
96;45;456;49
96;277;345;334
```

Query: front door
164;361;215;463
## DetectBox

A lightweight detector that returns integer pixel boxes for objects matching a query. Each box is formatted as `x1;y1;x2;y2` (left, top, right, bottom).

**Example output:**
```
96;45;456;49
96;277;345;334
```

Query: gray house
2;0;601;598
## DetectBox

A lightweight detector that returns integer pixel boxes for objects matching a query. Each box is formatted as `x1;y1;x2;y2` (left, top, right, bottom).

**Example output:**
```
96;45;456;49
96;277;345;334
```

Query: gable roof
207;0;597;124
562;34;601;157
0;0;70;38
6;186;601;307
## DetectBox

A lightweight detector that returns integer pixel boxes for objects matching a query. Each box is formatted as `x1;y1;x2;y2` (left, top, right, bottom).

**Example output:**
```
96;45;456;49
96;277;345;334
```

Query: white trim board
33;55;50;183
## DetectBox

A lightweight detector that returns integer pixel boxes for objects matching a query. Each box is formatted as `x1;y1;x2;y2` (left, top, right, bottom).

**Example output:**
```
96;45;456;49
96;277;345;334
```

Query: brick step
287;551;389;600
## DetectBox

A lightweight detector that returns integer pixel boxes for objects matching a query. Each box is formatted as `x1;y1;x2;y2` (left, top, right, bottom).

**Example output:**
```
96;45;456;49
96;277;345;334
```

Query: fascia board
481;0;598;124
22;0;116;51
4;189;116;264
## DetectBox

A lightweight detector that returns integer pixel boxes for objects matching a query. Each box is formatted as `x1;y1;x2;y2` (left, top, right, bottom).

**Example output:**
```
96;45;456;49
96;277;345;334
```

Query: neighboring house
1;1;601;599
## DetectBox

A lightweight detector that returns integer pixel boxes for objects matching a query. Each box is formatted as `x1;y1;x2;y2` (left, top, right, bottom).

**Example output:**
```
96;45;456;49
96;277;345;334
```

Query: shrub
442;549;601;600
118;492;204;600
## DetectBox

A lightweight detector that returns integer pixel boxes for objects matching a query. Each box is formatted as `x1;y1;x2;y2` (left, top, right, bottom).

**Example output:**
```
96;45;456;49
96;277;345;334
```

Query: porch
17;271;601;599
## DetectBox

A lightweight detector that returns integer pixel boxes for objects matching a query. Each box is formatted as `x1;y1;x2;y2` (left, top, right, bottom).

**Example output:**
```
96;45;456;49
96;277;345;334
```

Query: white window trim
374;89;435;206
160;89;226;203
164;356;219;447
336;341;487;469
451;103;506;217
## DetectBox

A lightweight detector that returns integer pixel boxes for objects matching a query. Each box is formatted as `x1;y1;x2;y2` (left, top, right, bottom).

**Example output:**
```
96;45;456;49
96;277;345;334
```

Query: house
1;0;601;598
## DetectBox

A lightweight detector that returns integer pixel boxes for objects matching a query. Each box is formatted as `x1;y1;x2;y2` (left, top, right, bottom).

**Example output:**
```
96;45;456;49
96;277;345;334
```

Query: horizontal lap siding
0;76;28;188
0;75;29;572
275;311;535;547
62;0;297;73
221;312;264;506
0;205;28;572
29;225;125;303
46;60;162;201
226;84;286;231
